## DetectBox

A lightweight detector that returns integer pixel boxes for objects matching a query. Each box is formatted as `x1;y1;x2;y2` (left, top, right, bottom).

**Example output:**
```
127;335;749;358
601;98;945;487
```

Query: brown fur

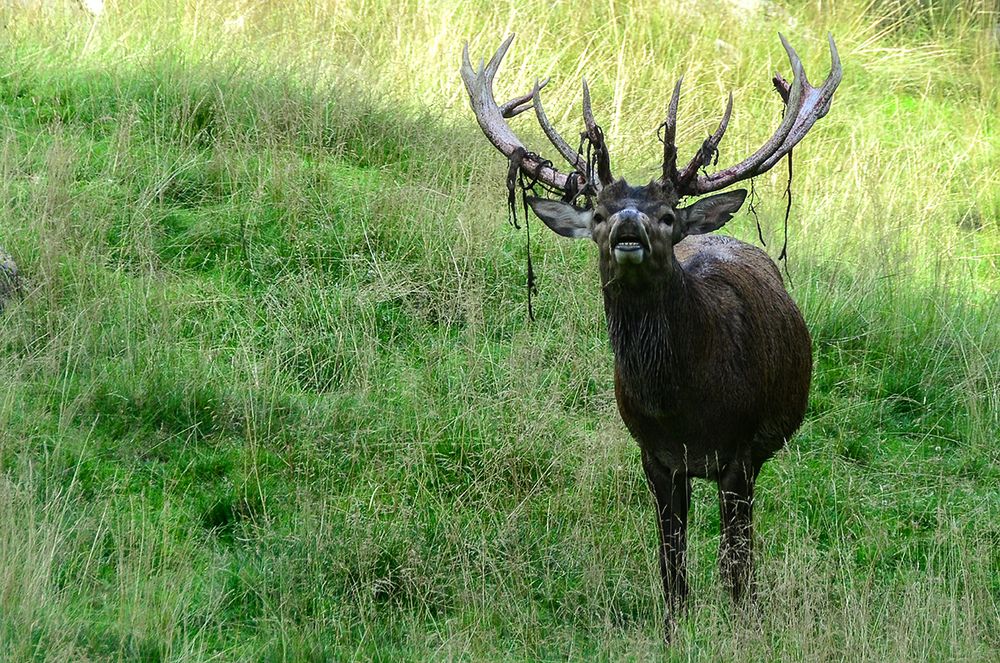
608;232;811;476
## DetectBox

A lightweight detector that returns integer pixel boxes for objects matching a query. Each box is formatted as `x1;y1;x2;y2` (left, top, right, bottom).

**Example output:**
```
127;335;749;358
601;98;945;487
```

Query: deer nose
614;208;644;227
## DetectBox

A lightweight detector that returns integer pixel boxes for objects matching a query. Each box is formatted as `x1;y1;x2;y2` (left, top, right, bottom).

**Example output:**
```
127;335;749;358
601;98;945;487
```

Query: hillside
0;1;997;659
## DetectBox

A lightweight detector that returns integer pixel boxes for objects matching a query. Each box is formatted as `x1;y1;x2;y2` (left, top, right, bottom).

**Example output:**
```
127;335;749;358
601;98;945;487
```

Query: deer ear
526;197;593;239
676;189;747;237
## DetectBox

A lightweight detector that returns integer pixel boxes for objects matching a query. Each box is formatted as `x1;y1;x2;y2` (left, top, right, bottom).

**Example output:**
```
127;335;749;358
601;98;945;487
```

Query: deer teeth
613;243;645;264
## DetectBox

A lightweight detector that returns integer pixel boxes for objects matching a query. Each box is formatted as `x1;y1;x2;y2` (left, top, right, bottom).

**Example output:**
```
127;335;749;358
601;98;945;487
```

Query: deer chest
613;372;752;476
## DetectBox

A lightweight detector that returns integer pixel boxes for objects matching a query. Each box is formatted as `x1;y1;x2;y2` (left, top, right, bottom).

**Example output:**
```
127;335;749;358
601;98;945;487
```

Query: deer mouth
612;237;647;264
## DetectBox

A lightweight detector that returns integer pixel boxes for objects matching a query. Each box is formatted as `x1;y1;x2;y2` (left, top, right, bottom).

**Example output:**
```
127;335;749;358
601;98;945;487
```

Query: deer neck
602;257;706;397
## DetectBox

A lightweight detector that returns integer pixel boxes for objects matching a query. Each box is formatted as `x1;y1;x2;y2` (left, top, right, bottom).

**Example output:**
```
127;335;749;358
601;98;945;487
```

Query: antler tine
687;33;841;195
581;78;597;135
826;32;843;94
500;77;549;118
531;80;588;177
461;36;584;193
675;90;733;189
582;78;614;187
482;33;514;81
661;77;683;182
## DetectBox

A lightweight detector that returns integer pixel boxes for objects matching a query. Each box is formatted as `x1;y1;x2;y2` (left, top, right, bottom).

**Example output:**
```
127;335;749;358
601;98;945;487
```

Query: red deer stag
460;34;840;637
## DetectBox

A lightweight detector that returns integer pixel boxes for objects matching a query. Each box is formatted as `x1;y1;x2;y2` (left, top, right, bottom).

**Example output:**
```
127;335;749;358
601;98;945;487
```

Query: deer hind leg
717;458;761;603
641;450;692;638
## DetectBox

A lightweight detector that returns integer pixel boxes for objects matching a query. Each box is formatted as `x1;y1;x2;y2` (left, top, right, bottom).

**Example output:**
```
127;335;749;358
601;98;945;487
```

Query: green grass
0;0;997;660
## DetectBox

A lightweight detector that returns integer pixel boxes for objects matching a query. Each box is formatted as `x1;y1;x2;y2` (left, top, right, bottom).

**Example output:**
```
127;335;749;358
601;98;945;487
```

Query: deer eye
659;214;675;225
592;213;604;224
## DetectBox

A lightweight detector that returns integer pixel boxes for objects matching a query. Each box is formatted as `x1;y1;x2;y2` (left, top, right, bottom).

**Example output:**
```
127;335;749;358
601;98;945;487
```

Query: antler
582;79;614;188
531;80;588;177
461;34;612;196
662;33;841;196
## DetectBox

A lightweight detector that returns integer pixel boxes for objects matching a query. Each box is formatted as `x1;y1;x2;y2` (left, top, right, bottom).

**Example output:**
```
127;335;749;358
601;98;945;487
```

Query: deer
460;33;841;638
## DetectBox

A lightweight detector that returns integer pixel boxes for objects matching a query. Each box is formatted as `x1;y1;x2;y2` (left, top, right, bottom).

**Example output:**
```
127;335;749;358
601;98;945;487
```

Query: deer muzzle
610;209;650;265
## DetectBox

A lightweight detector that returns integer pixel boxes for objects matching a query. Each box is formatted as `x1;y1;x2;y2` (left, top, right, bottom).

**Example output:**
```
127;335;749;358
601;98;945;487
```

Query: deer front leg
641;450;691;639
717;459;760;603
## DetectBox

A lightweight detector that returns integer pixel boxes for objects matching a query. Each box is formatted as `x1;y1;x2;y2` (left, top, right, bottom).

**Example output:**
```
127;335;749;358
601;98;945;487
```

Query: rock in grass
0;247;20;313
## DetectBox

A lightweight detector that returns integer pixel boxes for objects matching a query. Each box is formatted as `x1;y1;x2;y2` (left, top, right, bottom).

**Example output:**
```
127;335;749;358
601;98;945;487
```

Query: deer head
526;180;747;287
460;33;841;285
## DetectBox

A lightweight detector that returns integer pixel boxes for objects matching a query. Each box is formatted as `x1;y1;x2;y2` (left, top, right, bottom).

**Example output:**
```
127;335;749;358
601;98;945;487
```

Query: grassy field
0;0;997;660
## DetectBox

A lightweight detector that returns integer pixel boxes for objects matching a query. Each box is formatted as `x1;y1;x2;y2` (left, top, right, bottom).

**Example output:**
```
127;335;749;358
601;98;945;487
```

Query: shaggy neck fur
602;257;707;402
